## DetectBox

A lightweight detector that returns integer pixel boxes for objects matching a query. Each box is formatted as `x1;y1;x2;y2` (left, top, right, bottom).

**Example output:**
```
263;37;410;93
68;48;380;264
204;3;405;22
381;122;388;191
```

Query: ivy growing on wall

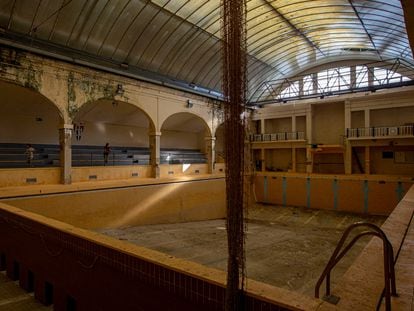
66;71;129;120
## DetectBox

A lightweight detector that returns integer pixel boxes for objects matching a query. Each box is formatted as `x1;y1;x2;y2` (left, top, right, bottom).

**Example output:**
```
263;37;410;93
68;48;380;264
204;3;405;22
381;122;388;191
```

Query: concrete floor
99;204;386;297
0;272;51;311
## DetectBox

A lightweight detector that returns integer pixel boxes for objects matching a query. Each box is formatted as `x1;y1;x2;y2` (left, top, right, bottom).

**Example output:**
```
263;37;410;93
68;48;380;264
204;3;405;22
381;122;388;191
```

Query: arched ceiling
0;0;413;104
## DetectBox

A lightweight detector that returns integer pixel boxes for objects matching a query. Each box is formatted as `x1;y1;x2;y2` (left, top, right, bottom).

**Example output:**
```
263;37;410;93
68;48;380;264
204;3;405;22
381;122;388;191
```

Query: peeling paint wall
0;46;222;136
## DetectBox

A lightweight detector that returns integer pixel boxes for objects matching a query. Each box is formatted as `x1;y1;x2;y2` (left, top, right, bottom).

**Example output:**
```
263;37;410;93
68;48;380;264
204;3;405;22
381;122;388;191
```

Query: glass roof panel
0;0;412;103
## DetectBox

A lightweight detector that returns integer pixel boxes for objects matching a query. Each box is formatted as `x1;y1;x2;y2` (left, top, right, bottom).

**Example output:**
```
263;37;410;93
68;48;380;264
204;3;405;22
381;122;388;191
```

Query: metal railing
347;125;414;138
315;222;397;310
250;131;305;142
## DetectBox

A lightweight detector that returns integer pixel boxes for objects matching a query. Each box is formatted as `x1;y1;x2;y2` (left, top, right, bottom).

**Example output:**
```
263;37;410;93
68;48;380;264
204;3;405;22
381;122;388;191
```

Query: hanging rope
221;0;248;310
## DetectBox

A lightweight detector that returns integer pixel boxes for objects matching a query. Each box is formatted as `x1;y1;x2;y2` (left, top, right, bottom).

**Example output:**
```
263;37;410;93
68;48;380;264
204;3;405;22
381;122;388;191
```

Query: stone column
260;118;265;134
149;132;161;178
205;136;216;174
260;119;266;171
291;116;297;172
306;107;313;173
59;124;73;184
261;148;266;172
344;100;351;132
344;100;352;175
344;140;352;175
364;108;370;128
365;146;371;175
292;115;296;133
291;148;297;172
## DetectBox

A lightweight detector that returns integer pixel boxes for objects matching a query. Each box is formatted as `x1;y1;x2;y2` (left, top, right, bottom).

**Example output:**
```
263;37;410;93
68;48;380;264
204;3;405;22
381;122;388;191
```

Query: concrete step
0;273;51;311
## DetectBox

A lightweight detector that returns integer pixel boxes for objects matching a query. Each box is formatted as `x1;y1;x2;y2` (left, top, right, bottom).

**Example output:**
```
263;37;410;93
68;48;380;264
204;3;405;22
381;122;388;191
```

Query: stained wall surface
254;173;412;215
4;178;226;229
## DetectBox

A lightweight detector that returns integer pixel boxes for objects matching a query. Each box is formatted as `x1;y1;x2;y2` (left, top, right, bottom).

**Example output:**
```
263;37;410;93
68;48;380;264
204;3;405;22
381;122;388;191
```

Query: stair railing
315;222;397;310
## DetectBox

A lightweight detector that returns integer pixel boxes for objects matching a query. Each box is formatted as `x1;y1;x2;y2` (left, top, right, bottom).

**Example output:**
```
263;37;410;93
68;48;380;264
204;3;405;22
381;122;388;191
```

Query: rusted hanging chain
221;0;248;310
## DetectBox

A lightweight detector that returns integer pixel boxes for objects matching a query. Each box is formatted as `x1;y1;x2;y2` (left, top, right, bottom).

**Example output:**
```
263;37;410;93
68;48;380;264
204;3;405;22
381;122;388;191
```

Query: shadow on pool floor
99;204;386;297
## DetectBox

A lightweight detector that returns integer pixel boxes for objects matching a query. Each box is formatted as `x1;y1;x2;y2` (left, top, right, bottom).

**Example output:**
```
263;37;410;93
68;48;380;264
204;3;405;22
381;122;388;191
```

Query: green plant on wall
24;64;42;90
67;72;78;120
13;56;42;91
67;71;130;120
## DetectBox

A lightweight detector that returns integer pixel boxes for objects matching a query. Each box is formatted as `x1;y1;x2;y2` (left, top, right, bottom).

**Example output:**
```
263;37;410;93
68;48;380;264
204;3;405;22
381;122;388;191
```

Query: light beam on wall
109;183;184;228
182;163;191;172
96;122;106;133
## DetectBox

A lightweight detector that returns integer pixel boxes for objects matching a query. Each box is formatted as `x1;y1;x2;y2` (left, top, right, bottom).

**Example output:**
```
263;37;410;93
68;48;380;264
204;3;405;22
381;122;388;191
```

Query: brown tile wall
0;207;294;311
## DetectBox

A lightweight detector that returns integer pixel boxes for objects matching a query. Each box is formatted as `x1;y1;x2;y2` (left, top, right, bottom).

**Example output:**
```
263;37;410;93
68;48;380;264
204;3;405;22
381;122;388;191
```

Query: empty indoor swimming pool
99;203;386;297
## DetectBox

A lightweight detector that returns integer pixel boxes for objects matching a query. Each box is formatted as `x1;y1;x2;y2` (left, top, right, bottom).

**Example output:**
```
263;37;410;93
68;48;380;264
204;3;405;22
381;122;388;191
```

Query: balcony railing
346;125;414;138
251;131;305;142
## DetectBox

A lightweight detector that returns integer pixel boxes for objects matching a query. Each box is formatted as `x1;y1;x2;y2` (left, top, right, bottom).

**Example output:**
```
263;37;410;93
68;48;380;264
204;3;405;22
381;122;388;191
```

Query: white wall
0;113;59;144
161;130;202;150
72;121;149;147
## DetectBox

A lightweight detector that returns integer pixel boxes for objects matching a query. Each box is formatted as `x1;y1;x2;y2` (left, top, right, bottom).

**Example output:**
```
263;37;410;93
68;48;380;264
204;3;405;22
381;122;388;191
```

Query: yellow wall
4;178;226;229
0;164;220;187
296;116;306;132
351;110;364;128
72;165;152;182
159;163;208;177
0;167;60;187
371;106;414;127
370;146;414;175
312;153;345;174
265;117;291;133
313;102;345;144
265;149;292;171
254;172;412;215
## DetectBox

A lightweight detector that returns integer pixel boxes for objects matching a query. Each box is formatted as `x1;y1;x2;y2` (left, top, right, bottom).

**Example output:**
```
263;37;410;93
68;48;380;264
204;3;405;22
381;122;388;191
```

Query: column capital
205;136;216;141
149;131;162;136
60;123;74;130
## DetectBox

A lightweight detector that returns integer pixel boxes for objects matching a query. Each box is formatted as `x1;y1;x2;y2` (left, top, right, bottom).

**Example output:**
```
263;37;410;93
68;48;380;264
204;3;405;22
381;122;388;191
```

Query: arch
160;112;212;155
72;98;155;147
0;79;64;145
160;111;212;138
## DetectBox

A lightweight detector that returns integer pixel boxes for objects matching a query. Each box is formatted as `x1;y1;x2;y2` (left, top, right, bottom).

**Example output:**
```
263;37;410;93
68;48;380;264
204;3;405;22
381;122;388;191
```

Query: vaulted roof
0;0;413;103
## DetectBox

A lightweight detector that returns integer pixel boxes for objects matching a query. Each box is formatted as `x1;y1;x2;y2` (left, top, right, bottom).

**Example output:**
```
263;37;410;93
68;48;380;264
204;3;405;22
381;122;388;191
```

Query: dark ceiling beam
7;0;17;30
401;0;414;57
0;31;223;101
261;0;325;57
348;0;382;61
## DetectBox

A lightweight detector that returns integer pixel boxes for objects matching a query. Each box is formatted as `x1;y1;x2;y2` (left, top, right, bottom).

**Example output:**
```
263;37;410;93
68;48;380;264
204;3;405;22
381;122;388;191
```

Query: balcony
346;125;414;139
251;131;305;142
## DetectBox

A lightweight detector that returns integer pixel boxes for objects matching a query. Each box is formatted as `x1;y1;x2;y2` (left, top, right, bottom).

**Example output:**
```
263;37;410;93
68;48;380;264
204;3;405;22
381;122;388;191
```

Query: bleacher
0;143;207;168
0;143;59;168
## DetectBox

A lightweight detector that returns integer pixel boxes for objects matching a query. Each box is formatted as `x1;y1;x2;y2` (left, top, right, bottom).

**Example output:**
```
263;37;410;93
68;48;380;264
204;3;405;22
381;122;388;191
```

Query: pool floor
99;204;386;296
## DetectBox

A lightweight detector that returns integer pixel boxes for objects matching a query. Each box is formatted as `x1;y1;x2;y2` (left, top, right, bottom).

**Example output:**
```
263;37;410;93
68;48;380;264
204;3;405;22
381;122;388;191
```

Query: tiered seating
0;143;59;168
160;148;207;164
0;143;207;168
71;146;150;167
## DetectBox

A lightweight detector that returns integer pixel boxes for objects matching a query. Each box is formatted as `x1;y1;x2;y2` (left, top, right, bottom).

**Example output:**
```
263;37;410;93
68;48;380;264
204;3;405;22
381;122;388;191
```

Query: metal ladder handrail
315;222;397;310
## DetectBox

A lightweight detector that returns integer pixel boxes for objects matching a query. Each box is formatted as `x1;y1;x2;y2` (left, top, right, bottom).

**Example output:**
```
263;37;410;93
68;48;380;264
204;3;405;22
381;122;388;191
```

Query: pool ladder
315;222;397;310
